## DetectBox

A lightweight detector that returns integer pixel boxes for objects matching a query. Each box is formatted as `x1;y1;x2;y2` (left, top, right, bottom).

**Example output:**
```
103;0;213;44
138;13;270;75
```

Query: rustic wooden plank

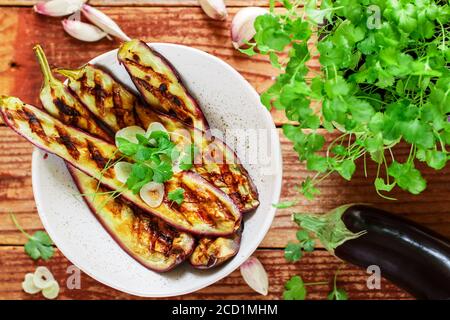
0;0;276;6
0;247;411;299
0;7;293;124
1;126;450;247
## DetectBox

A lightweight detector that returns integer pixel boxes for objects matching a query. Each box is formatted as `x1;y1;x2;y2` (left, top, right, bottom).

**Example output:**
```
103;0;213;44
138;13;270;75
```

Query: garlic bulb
33;0;85;17
198;0;227;21
140;182;165;208
115;125;146;145
62;19;107;42
240;256;269;295
81;4;130;41
114;161;133;183
231;7;268;49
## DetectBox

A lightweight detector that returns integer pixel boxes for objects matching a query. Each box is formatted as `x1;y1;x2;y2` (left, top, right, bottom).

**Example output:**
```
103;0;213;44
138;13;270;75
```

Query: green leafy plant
10;213;54;261
283;269;347;300
116;131;195;194
284;229;315;261
168;188;185;205
244;0;450;199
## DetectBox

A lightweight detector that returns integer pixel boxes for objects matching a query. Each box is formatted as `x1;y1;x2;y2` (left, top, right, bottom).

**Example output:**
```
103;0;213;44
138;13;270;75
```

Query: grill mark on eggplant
111;85;127;128
53;97;80;118
55;125;80;160
21;107;49;143
86;140;110;175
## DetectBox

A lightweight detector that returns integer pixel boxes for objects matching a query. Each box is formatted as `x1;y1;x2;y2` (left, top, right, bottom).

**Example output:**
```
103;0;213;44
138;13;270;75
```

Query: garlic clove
240;256;269;295
231;7;269;49
115;125;146;145
140;182;165;208
22;273;41;294
198;0;227;21
146;122;168;136
33;0;85;17
62;19;107;42
81;4;131;41
114;161;133;183
33;266;55;290
42;280;60;299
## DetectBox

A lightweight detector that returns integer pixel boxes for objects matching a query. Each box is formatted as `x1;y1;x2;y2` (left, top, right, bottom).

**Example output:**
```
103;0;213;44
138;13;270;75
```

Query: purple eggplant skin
335;205;450;300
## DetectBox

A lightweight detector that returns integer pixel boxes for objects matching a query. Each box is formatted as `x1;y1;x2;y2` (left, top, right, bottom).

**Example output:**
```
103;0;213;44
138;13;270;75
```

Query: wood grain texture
0;247;411;300
0;7;295;124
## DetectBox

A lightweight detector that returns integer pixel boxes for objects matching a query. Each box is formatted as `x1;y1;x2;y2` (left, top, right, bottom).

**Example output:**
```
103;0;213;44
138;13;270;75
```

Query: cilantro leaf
11;214;54;261
285;242;303;262
283;276;306;300
168;188;185;205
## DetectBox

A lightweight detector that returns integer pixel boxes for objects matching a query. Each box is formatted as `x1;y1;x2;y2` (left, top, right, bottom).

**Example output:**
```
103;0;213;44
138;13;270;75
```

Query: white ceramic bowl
32;43;282;297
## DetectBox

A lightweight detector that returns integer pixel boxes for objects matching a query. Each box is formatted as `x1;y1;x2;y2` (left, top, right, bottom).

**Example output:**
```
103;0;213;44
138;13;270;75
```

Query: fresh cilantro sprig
10;213;54;261
168;188;185;205
115;130;195;194
283;269;348;300
284;229;315;262
243;0;450;199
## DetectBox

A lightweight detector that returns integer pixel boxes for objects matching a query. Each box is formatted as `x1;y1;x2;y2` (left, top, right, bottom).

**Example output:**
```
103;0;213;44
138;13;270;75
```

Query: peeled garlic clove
62;19;107;42
114;161;133;183
231;7;268;49
140;182;165;208
81;4;130;41
115;125;146;145
22;273;41;294
198;0;227;21
42;280;60;300
33;266;55;289
240;256;269;295
34;0;85;17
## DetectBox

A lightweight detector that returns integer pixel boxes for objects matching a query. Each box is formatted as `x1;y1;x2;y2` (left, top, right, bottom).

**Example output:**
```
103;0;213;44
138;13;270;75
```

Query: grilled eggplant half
68;165;195;272
0;97;241;236
190;224;242;269
137;104;259;213
34;45;112;142
117;39;209;131
56;64;137;133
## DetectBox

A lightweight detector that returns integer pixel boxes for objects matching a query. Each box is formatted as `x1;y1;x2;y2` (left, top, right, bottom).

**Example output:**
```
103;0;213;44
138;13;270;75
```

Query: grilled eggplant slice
137;105;259;213
56;65;137;133
0;96;241;236
117;39;209;131
190;224;242;269
34;45;112;142
68;165;195;272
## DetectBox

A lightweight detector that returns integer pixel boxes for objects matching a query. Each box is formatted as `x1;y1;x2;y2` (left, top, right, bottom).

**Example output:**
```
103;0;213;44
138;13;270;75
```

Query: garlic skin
198;0;227;21
34;0;85;17
81;4;131;41
240;256;269;295
231;7;268;49
62;19;107;42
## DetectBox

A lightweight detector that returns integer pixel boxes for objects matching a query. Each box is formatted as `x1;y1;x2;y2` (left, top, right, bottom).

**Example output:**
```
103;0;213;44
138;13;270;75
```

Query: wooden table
1;0;449;300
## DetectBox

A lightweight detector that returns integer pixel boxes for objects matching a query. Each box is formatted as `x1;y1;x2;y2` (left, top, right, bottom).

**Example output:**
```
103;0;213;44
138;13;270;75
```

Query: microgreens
243;0;450;199
115;130;195;194
10;213;54;261
168;188;185;205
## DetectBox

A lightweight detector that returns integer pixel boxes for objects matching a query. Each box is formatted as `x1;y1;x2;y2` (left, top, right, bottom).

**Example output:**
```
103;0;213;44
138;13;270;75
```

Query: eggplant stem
55;68;81;80
293;204;367;253
33;44;56;85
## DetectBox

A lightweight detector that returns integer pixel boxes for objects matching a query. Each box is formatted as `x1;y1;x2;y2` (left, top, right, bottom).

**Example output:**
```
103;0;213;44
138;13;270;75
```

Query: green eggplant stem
33;44;56;85
55;68;81;80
